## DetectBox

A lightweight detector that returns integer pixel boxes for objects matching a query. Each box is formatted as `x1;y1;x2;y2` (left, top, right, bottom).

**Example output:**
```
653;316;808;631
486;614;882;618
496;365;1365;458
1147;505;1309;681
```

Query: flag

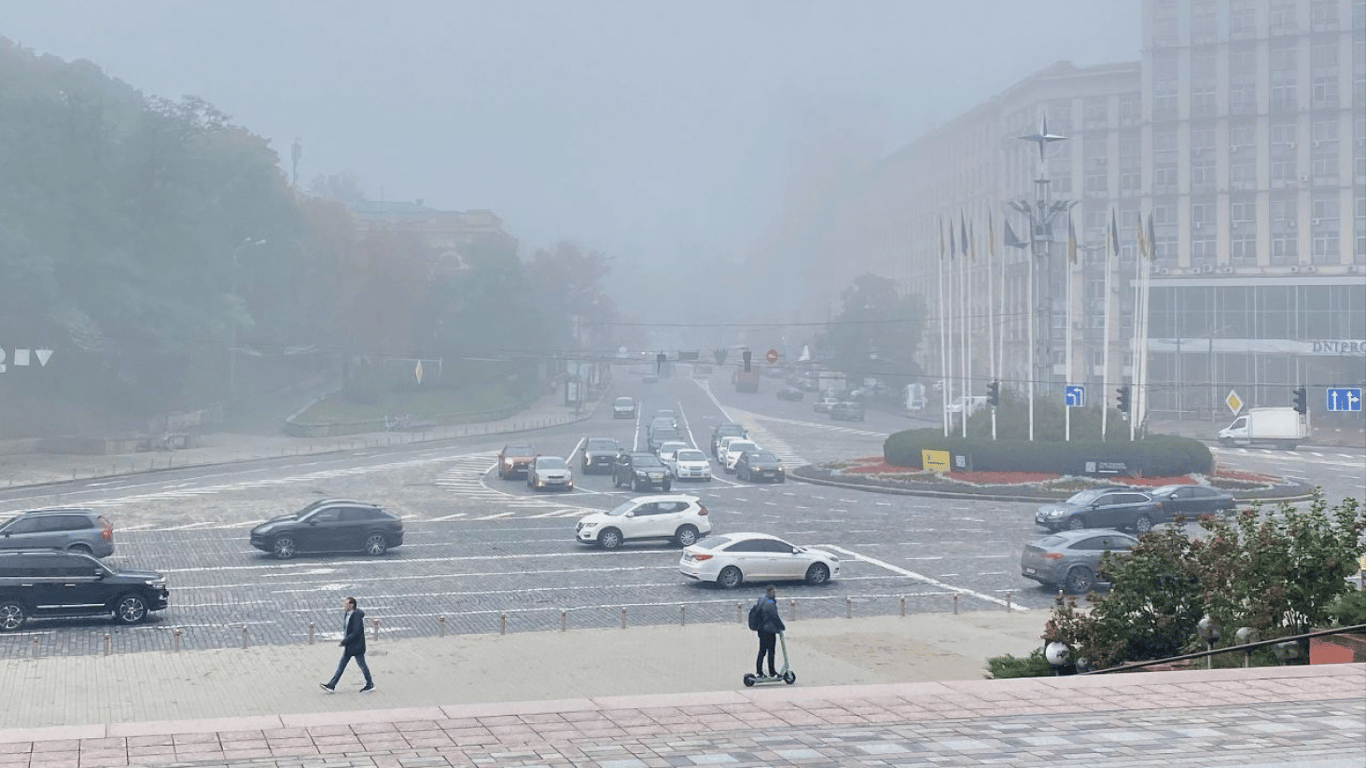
1145;213;1156;260
1135;211;1147;260
1067;216;1078;263
1109;208;1120;258
1003;220;1028;249
989;211;997;256
969;220;976;261
939;216;946;261
949;218;957;258
960;213;969;261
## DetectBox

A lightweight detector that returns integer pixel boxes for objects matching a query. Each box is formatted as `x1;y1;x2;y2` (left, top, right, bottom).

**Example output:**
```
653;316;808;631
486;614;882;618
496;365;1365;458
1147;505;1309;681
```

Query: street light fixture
229;237;268;397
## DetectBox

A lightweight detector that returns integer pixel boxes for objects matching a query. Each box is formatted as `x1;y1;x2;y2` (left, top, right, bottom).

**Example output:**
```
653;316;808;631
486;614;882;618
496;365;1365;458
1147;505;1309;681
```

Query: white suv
575;495;712;550
667;448;712;481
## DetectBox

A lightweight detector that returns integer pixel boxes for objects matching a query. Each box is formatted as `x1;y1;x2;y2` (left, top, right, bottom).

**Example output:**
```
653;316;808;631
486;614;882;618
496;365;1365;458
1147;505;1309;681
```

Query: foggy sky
4;1;1139;260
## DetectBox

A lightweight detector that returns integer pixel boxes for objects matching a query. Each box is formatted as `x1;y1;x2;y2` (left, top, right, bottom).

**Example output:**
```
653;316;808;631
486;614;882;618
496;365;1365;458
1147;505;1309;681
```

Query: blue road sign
1326;387;1363;412
1065;385;1085;408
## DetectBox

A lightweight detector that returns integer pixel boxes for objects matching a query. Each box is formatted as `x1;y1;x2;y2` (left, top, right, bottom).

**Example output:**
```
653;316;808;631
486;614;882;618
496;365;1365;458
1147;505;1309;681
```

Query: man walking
321;596;374;693
753;585;785;678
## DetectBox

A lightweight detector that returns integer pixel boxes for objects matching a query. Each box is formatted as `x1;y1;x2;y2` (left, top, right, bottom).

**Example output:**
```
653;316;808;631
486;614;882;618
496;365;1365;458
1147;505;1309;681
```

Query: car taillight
100;516;113;539
698;505;708;516
691;553;713;561
1043;552;1063;560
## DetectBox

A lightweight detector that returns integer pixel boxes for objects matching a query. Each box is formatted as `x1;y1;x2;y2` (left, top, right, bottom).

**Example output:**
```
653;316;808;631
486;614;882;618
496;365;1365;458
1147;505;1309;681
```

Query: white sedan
680;532;840;588
667;448;712;481
722;440;758;473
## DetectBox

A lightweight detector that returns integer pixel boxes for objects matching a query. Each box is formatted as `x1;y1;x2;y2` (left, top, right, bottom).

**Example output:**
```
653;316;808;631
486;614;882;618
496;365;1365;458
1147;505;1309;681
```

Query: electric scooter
743;632;796;686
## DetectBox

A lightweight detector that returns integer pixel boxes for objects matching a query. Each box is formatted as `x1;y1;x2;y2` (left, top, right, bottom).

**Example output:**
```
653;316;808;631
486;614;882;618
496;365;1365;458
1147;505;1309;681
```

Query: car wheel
364;533;388;556
68;544;93;556
717;566;743;589
1066;516;1087;531
675;525;699;547
804;563;830;585
1133;514;1154;534
113;593;148;625
598;528;623;550
632;477;642;492
0;600;27;632
777;474;786;484
663;481;672;492
1064;566;1096;594
272;536;297;559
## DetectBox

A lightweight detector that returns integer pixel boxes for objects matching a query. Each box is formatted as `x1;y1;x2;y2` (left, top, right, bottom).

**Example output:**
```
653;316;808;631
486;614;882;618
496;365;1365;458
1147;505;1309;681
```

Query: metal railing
1081;622;1366;674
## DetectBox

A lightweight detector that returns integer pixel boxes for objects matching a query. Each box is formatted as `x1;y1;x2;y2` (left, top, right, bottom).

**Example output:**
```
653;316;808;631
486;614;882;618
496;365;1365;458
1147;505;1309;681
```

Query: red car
497;444;537;479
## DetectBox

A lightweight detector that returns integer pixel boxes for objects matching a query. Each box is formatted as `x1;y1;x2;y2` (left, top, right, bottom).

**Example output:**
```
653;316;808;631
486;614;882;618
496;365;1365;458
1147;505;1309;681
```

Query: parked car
580;437;620;474
734;450;785;483
1020;529;1138;594
527;456;574;492
612;397;637;419
679;532;839;588
667;448;712;482
0;508;114;558
249;499;404;559
1144;485;1236;517
497;444;537;479
722;440;759;473
1034;489;1165;533
655;441;690;469
829;401;866;421
776;387;804;402
612;452;673;492
0;550;169;631
813;395;839;413
648;427;683;454
575;495;711;549
710;423;748;456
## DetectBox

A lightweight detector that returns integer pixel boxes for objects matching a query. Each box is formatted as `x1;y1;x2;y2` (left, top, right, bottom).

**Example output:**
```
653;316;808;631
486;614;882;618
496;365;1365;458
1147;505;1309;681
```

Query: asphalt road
0;367;1359;657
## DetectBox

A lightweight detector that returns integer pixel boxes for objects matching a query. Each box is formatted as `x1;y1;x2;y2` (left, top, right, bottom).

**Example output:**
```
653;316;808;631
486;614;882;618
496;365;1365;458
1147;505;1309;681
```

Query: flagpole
988;212;998;441
1138;213;1154;439
938;217;949;437
966;219;976;438
947;219;957;437
1065;213;1076;442
1101;208;1116;442
960;213;970;438
1130;216;1143;441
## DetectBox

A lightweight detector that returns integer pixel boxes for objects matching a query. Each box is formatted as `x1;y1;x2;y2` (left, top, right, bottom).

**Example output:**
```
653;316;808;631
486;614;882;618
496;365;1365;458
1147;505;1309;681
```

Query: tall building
1140;0;1365;421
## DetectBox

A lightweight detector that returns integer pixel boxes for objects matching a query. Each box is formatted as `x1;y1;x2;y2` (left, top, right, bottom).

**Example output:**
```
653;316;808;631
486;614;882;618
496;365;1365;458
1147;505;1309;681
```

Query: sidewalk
0;612;1361;767
0;394;596;490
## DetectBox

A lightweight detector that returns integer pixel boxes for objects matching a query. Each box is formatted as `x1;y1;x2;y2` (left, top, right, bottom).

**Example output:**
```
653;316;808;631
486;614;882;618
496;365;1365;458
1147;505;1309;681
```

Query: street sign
1326;387;1363;412
0;347;54;374
414;360;424;384
1064;385;1085;408
765;348;779;364
1225;390;1243;415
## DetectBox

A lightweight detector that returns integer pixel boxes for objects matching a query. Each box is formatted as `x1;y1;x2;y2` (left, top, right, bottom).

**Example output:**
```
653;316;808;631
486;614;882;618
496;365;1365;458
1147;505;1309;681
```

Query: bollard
679;605;686;626
31;637;39;657
790;599;797;621
560;610;568;632
953;592;959;615
371;618;380;640
846;596;853;619
438;617;446;637
900;596;907;617
1005;591;1013;612
173;629;182;653
620;607;627;629
241;626;250;649
500;614;507;635
104;633;111;656
736;602;744;623
307;623;316;645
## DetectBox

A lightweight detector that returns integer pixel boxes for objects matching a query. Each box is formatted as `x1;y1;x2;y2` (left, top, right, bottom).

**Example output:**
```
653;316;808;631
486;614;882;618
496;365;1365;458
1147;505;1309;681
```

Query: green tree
818;274;926;381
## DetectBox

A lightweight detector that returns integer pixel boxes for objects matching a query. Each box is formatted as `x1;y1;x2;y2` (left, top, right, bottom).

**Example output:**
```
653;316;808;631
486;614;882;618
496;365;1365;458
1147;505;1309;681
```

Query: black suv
1034;489;1166;533
0;550;169;631
613;452;672;492
581;437;620;474
249;499;404;559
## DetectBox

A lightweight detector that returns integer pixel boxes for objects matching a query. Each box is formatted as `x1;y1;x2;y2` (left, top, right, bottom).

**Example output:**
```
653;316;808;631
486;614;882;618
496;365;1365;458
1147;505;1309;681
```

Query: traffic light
986;381;1000;407
656;352;666;375
1292;386;1307;415
1116;385;1131;413
743;350;752;372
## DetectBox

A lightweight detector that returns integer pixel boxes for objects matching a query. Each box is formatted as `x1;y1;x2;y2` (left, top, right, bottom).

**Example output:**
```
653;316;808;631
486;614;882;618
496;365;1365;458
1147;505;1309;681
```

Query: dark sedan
1034;489;1165;534
249;499;404;559
1145;485;1236;517
829;401;865;421
776;387;804;402
734;450;786;483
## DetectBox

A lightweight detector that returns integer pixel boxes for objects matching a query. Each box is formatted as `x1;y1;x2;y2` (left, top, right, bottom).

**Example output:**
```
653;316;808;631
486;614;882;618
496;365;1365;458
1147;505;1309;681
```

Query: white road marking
822;545;1026;611
473;512;515;520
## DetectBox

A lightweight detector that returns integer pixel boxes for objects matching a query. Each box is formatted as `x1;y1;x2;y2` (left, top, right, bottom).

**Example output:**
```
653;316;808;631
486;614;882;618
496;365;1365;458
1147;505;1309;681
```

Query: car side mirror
93;569;105;579
625;512;635;517
792;548;801;554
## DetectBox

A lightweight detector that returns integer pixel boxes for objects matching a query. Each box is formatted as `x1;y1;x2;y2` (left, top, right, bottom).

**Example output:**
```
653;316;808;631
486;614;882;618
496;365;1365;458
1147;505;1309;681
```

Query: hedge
884;428;1213;477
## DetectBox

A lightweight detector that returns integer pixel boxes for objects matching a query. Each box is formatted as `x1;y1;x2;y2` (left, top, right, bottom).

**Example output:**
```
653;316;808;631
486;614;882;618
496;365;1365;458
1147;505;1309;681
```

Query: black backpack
747;599;763;631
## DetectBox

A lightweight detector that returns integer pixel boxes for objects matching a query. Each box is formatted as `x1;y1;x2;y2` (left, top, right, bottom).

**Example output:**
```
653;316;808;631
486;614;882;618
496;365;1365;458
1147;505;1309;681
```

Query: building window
1311;0;1339;29
1230;198;1256;227
1083;98;1108;129
1271;233;1298;265
1230;157;1257;190
1191;201;1215;230
1192;235;1217;267
1231;0;1257;38
1229;123;1256;151
1192;157;1216;193
1270;0;1298;34
1154;164;1179;194
1231;233;1258;264
1271;195;1299;233
1311;76;1339;108
1312;233;1339;262
1191;0;1218;42
1119;94;1140;126
1312;193;1340;226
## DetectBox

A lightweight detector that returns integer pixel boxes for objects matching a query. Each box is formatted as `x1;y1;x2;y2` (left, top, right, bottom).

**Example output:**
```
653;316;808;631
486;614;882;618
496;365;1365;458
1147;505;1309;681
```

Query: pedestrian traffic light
743;350;752;372
986;381;1000;407
1292;386;1307;415
656;352;666;374
1116;385;1131;413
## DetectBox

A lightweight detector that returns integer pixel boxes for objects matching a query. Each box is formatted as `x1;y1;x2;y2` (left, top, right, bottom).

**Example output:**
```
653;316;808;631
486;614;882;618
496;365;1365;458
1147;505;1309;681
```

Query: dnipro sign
1083;460;1129;476
922;449;951;472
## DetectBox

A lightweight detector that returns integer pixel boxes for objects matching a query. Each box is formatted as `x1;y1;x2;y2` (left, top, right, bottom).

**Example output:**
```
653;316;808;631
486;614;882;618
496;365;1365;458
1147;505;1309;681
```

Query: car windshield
1064;489;1105;505
505;445;534;455
716;425;744;436
634;456;664;468
1150;485;1182;496
586;439;616;450
537;457;567;469
729;442;756;453
614;398;633;406
676;450;705;462
749;451;779;462
606;501;635;517
653;429;679;439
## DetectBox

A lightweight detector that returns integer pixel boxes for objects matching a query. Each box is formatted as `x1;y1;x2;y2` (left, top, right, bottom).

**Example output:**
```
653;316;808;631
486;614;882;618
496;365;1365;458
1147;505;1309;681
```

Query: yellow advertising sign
922;449;951;472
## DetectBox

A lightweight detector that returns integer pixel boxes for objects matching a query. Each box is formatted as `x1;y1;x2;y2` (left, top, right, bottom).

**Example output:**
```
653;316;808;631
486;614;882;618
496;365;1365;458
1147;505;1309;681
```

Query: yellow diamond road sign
1225;390;1243;415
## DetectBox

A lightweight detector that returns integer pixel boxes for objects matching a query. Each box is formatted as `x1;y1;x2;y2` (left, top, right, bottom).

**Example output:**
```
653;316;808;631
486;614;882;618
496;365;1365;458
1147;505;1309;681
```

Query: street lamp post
229;237;267;398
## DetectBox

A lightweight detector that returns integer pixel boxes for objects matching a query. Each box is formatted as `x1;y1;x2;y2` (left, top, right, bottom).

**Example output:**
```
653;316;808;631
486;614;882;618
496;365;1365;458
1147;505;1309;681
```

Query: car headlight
778;464;786;472
581;521;598;528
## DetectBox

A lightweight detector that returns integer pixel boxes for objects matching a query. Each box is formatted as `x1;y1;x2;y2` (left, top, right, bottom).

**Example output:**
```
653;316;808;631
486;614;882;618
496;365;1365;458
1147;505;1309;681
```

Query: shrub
985;648;1054;679
883;430;1211;477
1328;588;1366;627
